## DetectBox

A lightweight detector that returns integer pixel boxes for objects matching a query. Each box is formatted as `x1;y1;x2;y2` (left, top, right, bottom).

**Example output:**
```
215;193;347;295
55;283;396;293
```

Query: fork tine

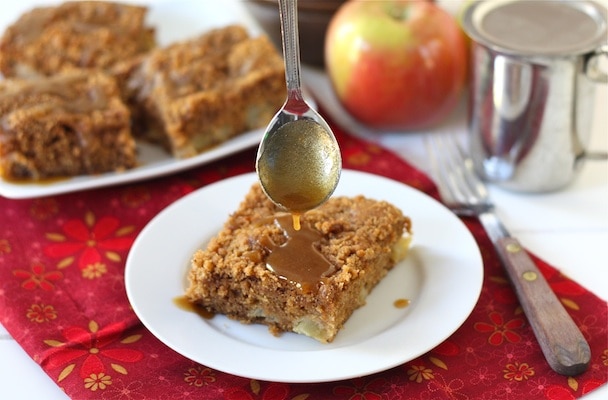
444;134;490;206
426;133;490;208
439;134;473;204
426;134;469;205
425;134;459;204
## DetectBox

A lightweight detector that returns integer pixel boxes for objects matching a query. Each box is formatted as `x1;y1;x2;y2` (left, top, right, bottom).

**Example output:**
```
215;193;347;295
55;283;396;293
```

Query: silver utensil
256;0;341;214
426;133;591;376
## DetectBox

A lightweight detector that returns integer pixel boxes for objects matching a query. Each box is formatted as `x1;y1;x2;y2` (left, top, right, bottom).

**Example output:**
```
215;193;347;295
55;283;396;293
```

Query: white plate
125;170;483;383
0;0;277;199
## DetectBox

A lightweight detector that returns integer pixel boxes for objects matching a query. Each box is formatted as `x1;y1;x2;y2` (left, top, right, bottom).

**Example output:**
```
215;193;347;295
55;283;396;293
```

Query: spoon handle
278;0;304;101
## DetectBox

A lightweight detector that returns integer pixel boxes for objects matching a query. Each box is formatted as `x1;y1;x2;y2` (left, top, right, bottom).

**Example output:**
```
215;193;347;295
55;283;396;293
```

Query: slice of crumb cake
0;1;155;78
186;183;412;343
0;70;136;180
119;25;286;158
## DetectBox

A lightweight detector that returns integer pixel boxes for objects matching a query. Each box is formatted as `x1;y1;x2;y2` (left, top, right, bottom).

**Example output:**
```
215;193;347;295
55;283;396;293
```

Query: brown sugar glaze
394;298;410;309
257;214;336;292
173;296;214;319
0;73;109;114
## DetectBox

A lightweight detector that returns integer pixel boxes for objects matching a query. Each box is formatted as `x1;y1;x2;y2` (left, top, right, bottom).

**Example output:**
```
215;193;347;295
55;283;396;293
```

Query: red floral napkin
0;123;606;400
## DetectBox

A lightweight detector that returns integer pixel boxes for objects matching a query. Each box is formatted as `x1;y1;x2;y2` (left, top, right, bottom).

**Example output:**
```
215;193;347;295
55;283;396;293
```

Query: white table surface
1;1;607;399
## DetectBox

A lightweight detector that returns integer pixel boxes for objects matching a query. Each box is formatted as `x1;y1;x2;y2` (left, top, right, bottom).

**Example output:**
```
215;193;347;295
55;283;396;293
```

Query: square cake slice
186;183;412;343
0;71;137;180
122;25;286;158
0;1;156;79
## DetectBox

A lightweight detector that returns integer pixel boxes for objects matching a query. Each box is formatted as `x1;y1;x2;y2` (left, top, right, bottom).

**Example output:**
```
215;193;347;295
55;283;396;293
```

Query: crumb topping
186;183;412;342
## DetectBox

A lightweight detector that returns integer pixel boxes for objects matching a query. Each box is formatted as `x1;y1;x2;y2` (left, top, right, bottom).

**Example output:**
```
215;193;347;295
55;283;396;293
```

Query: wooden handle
494;237;591;376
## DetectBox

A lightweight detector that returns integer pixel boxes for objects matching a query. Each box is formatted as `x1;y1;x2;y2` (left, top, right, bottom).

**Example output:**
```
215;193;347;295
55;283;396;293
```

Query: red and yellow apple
325;0;468;130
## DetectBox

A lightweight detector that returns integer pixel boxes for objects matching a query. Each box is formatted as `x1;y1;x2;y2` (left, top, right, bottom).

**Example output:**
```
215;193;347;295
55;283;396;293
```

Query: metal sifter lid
462;0;608;56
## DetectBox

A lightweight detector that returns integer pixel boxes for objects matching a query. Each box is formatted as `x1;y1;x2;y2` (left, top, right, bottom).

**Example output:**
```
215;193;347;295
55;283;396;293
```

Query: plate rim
125;170;484;383
0;120;263;200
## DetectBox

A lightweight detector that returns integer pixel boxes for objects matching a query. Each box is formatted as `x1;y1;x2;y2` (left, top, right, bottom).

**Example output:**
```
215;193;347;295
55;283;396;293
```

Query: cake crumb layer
0;71;137;180
186;183;412;343
121;25;286;158
0;1;155;78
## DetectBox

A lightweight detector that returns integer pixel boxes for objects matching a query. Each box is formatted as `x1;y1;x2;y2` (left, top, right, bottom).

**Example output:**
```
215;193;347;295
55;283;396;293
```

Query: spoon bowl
257;107;341;213
256;0;341;214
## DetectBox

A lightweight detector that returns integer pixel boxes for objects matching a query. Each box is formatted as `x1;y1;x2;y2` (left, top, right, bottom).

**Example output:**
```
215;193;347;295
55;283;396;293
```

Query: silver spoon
256;0;341;218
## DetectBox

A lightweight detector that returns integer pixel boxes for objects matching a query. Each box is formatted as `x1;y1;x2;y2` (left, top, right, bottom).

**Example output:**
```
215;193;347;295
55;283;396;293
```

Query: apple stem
386;2;409;21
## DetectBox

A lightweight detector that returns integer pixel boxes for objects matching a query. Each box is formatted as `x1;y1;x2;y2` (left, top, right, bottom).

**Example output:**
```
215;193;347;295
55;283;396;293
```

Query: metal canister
462;0;607;192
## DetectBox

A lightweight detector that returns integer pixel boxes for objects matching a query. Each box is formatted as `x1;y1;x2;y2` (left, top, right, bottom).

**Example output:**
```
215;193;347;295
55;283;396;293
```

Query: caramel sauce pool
394;298;411;309
173;296;214;319
257;119;341;221
260;214;335;291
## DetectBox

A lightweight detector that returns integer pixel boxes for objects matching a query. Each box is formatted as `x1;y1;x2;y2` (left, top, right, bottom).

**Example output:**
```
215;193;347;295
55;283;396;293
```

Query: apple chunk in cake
186;183;412;343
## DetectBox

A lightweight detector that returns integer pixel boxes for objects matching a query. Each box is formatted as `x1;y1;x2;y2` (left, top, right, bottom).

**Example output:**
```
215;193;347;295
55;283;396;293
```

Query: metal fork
426;133;591;376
